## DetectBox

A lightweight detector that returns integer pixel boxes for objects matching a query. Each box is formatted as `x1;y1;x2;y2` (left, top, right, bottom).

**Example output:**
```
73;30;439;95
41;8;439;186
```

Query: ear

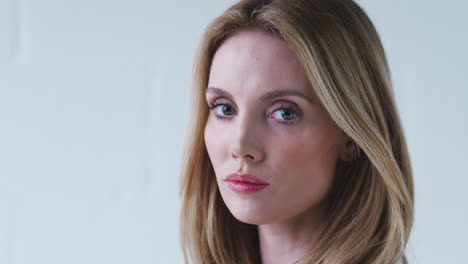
339;134;357;162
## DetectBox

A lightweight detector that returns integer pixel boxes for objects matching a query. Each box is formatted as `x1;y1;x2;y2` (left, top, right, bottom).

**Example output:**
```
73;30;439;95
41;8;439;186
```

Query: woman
179;0;414;263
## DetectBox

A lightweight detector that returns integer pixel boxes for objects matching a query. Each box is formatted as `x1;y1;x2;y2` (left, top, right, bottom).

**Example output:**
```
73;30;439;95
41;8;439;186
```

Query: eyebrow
206;86;314;104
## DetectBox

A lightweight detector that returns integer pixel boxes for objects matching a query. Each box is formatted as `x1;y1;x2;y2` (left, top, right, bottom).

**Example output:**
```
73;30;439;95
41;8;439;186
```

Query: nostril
231;152;254;160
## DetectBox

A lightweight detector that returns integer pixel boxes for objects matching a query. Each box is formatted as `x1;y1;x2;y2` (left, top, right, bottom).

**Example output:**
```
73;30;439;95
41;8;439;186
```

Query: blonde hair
179;0;414;263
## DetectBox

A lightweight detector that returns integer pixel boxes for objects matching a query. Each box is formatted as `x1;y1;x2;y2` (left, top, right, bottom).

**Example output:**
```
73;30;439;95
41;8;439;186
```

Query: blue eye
271;107;299;121
208;101;236;120
207;100;302;123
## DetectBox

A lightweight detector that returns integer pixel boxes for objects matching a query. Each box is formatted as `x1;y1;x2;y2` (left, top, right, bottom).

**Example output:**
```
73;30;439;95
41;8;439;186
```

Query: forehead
214;29;298;66
208;29;312;99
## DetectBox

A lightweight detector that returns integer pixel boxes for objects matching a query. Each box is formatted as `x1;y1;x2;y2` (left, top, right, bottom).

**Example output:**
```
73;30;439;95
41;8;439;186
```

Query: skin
204;29;354;264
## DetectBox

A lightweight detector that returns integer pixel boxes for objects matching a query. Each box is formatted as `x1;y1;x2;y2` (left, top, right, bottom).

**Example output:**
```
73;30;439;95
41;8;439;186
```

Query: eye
207;99;303;123
208;99;236;120
269;103;302;122
271;108;297;120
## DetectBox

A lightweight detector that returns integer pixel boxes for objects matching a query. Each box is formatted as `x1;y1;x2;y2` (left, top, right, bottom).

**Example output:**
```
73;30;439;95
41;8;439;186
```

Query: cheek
272;128;341;190
285;140;337;172
204;119;228;167
204;121;216;158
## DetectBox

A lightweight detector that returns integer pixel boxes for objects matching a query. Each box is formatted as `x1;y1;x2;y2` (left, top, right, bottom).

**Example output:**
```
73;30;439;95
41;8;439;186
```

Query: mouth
225;173;270;194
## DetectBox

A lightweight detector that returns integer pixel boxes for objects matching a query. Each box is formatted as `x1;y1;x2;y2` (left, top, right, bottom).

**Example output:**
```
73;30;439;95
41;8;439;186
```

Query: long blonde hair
179;0;414;263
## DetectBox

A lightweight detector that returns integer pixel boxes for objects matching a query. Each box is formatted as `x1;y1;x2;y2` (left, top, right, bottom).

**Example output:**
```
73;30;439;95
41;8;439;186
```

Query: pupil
282;109;293;119
222;105;233;115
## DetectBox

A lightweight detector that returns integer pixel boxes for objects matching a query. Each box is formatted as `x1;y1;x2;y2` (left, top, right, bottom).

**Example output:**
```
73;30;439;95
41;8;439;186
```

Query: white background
0;0;466;263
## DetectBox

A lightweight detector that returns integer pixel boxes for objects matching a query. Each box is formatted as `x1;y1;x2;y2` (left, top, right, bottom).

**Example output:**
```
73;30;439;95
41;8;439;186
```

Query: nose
229;116;265;163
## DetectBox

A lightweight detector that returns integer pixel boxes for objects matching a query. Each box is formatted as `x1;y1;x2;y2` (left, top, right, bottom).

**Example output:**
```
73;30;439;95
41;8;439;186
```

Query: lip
225;173;269;194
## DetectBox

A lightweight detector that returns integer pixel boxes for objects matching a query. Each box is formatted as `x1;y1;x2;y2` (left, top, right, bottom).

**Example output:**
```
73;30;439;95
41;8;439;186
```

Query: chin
219;186;278;225
231;212;266;225
227;204;275;225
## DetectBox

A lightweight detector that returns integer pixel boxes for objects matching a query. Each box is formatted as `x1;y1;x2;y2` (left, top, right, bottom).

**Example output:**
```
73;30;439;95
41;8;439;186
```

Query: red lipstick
225;173;269;194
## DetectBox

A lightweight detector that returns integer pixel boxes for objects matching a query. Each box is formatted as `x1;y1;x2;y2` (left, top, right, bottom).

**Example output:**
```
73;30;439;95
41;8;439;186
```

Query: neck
258;205;326;264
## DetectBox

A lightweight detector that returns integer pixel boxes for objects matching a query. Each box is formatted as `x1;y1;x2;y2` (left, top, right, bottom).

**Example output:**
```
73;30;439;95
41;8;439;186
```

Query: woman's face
204;29;351;225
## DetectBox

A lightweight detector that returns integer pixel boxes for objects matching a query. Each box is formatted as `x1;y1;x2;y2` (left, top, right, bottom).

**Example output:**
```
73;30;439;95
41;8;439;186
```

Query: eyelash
207;99;303;124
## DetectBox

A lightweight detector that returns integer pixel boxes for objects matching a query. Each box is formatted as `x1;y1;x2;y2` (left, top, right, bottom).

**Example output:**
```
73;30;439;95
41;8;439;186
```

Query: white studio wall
357;1;468;263
0;0;466;263
0;0;234;263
